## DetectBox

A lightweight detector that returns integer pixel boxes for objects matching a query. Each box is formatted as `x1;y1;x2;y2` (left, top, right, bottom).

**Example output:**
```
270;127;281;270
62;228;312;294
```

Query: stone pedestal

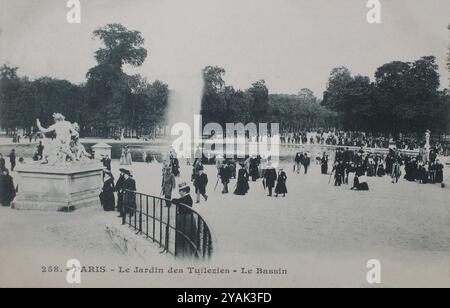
12;162;103;212
92;142;112;159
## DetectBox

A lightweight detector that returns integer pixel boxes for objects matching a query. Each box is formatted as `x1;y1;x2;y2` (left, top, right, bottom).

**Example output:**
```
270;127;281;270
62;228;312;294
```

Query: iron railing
121;190;213;260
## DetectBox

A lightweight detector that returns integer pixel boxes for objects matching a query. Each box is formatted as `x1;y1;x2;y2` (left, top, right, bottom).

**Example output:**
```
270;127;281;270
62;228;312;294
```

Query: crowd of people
280;130;449;153
324;145;445;190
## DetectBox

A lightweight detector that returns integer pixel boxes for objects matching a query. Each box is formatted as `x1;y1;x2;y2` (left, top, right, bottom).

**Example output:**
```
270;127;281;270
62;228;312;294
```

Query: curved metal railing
121;190;213;260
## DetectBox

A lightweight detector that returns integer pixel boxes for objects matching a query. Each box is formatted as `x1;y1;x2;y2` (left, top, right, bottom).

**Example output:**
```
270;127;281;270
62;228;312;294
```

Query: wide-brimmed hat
178;182;190;192
121;169;131;176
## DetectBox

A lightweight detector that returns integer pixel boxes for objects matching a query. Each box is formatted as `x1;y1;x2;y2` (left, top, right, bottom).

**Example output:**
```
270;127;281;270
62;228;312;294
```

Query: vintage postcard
0;0;449;290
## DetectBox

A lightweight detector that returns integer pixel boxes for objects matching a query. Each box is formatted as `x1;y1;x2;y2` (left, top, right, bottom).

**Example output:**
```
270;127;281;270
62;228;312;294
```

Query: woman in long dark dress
234;164;250;195
100;171;115;211
275;169;288;197
0;169;16;207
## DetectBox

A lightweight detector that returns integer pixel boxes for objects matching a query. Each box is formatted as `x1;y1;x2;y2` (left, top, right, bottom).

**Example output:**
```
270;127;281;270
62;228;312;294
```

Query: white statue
70;122;91;161
425;129;431;150
36;113;78;164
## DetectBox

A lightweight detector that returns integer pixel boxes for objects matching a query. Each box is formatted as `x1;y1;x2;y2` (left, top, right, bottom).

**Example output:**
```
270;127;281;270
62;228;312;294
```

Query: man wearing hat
218;160;232;194
193;165;208;204
263;161;277;197
302;152;310;175
121;169;136;222
172;182;193;212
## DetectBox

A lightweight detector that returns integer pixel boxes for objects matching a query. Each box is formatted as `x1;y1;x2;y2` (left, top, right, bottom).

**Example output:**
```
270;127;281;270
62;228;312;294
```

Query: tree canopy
0;24;168;138
322;56;450;134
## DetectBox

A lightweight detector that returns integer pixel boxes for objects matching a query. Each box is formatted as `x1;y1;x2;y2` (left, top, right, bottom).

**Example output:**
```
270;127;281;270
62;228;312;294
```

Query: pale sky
0;0;449;97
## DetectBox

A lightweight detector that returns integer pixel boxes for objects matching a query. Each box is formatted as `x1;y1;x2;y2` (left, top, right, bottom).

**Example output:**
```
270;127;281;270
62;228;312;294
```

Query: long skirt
321;163;328;174
175;213;198;258
275;182;287;195
100;191;115;211
234;179;249;195
126;153;133;165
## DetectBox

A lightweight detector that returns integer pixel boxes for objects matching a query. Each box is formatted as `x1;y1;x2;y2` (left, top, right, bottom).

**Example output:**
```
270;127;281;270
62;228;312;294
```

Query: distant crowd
280;130;449;154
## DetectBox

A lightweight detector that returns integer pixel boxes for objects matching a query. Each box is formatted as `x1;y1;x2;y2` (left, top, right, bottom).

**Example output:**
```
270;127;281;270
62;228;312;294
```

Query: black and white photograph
0;0;449;289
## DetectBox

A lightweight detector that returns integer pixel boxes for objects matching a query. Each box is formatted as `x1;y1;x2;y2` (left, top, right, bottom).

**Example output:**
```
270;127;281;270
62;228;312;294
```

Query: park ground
0;157;449;287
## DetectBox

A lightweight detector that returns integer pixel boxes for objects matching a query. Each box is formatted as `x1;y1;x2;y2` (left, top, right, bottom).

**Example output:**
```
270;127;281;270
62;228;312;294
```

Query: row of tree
0;24;169;138
322;56;450;134
1;23;449;138
201;66;337;132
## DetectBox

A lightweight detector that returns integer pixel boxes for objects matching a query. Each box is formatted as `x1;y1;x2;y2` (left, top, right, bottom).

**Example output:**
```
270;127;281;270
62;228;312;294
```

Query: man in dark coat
218;161;232;194
193;166;208;204
435;159;444;184
0;169;16;207
37;141;44;158
332;161;345;186
9;149;16;172
263;162;277;197
302;153;311;174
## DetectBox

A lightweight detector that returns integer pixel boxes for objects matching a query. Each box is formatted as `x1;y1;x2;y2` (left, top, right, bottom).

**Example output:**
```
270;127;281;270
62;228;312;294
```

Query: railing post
138;194;142;234
164;201;170;253
121;191;126;225
174;205;178;257
159;199;163;248
146;196;149;239
134;192;137;230
152;197;156;242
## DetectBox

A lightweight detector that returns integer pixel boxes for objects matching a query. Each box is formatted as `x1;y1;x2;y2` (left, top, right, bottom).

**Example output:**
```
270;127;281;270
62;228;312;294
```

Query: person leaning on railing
171;182;197;257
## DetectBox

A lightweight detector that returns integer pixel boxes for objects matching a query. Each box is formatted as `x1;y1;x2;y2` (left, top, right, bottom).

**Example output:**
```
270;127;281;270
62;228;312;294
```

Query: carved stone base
12;162;103;212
